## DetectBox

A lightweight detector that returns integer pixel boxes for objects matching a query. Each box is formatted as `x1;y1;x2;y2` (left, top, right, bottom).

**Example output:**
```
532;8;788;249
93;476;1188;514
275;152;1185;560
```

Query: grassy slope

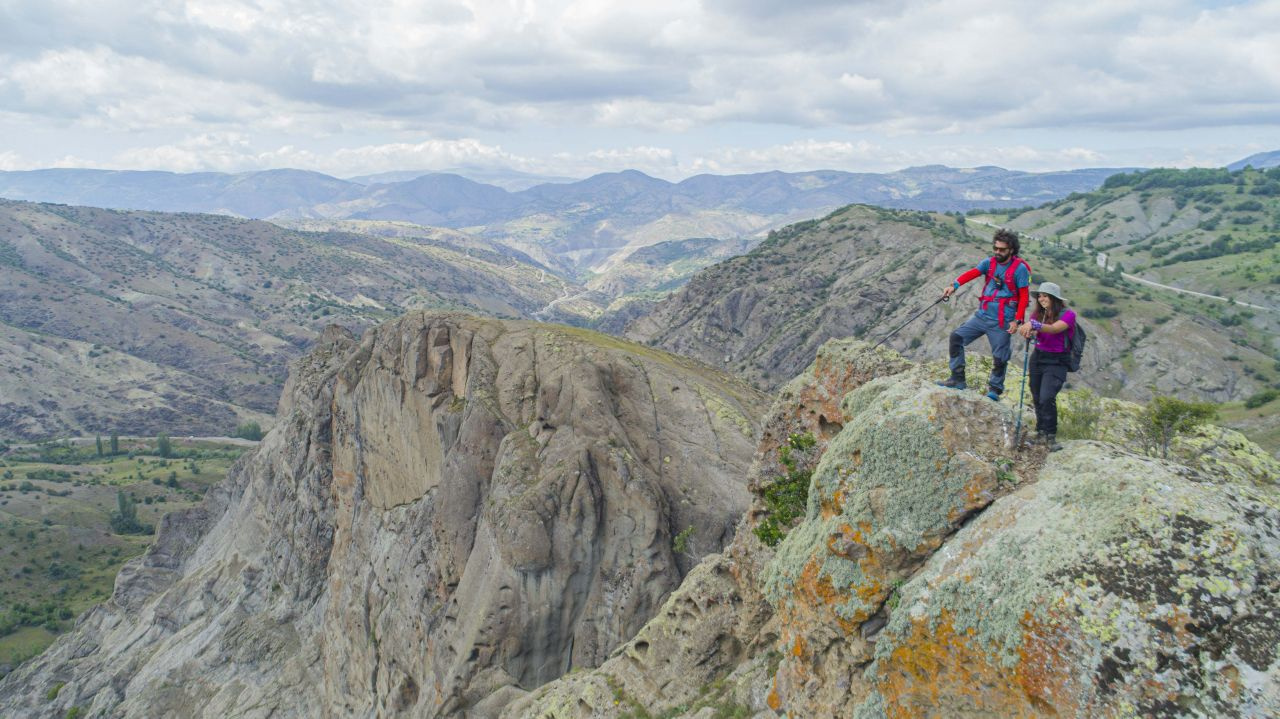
0;438;245;666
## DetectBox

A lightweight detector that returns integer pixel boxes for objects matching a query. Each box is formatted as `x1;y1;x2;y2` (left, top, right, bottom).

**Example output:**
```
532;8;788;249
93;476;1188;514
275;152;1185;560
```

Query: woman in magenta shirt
1018;282;1076;449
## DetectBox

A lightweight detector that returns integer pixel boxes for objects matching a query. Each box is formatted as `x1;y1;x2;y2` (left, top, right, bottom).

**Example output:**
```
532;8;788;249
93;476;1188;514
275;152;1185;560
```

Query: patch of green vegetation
233;421;264;441
0;438;244;663
1140;396;1219;459
994;457;1017;484
1244;388;1279;410
1058;388;1103;441
754;433;817;547
672;525;694;556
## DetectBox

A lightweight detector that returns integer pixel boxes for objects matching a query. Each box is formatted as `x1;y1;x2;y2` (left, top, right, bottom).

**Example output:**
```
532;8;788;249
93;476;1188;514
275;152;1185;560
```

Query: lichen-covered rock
760;357;1044;715
0;312;766;718
860;442;1280;718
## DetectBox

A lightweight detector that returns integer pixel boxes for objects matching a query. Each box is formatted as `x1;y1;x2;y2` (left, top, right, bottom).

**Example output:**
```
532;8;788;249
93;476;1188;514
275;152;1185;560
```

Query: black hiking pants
1029;351;1069;436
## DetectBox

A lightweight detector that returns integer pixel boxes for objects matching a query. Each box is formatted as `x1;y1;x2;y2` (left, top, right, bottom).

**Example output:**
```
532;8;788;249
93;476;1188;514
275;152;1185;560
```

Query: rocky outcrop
517;339;1280;717
0;313;766;718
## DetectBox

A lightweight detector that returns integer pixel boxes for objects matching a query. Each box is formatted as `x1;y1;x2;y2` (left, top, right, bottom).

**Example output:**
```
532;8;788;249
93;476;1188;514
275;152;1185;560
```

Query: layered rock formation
0;313;766;717
516;340;1280;717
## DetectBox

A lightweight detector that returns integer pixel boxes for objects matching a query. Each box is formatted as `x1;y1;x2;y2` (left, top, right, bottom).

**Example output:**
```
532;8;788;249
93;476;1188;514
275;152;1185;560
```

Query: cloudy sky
1;0;1278;180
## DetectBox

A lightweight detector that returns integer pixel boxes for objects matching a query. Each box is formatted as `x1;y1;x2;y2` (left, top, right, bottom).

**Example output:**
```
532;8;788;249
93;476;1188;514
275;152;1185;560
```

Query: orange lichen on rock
819;487;847;519
784;558;862;635
947;470;998;524
767;685;782;711
877;609;1082;719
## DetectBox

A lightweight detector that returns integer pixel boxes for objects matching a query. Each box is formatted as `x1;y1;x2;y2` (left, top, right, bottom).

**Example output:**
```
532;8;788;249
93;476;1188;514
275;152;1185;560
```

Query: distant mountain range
0;165;1132;274
0;165;1130;220
345;168;578;190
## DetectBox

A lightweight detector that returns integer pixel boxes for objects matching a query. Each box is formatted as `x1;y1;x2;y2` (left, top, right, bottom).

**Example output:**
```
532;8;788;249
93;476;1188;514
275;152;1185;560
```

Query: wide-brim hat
1031;281;1067;301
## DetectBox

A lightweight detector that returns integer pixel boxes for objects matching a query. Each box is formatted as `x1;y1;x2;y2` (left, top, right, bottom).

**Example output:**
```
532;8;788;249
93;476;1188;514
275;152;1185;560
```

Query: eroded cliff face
0;313;766;718
516;340;1280;718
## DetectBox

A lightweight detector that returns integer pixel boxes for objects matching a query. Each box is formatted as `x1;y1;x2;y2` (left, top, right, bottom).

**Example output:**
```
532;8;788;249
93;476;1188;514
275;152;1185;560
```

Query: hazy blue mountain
1228;150;1280;171
342;173;523;226
348;168;578;190
0;168;363;216
344;170;436;185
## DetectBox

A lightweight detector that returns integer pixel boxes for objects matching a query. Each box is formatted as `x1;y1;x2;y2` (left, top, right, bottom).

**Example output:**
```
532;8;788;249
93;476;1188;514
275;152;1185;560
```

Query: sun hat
1031;281;1067;301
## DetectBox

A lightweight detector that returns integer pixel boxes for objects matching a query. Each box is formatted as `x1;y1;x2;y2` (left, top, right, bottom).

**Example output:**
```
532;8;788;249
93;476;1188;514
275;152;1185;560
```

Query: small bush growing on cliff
754;433;817;547
1057;389;1103;440
1140;396;1218;459
672;525;695;556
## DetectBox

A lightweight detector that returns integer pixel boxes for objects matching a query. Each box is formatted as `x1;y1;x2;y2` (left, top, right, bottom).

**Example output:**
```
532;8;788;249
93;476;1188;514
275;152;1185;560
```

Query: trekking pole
871;295;949;350
1013;336;1031;446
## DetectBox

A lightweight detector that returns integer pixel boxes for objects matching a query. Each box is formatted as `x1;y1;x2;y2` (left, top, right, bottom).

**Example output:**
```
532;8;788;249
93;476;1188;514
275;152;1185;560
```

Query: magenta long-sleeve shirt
1035;309;1077;353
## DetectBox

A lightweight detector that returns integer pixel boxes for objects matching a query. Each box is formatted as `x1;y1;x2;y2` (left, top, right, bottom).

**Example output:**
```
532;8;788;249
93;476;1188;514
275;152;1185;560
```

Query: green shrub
1080;306;1119;319
1057;389;1103;440
672;526;694;556
754;433;817;547
233;421;264;441
1245;389;1279;409
1140;396;1218;459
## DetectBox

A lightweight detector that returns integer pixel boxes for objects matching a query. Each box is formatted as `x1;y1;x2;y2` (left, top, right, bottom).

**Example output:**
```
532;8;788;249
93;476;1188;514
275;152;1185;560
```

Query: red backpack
979;256;1030;322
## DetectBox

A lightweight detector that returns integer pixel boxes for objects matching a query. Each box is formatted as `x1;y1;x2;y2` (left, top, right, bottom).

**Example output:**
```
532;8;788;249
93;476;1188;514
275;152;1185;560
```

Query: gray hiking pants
948;311;1013;393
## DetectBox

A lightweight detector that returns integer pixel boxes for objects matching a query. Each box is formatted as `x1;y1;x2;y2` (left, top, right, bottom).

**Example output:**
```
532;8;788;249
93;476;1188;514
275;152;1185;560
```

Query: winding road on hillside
534;284;596;321
1118;273;1275;312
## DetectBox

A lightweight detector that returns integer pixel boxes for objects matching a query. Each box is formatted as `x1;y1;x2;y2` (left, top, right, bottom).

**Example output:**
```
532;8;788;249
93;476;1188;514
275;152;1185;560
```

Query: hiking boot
1036;432;1061;451
986;390;1000;402
937;371;966;390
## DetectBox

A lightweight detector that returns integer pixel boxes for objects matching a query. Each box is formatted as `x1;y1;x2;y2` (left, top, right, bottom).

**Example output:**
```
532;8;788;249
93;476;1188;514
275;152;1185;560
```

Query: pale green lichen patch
694;383;755;439
1176;426;1280;490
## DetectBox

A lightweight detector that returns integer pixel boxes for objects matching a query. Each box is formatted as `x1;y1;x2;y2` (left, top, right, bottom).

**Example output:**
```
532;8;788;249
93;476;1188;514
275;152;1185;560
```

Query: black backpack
1067;320;1086;372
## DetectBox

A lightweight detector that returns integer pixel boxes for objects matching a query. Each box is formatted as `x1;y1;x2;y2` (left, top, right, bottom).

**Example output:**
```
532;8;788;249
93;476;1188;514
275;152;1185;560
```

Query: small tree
1140;396;1218;459
109;491;150;534
156;434;172;458
110;432;119;455
95;435;104;457
234;422;263;441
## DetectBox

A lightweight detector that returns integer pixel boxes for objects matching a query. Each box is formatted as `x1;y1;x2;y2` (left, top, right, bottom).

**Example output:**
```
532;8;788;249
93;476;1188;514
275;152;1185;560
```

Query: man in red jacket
938;229;1029;401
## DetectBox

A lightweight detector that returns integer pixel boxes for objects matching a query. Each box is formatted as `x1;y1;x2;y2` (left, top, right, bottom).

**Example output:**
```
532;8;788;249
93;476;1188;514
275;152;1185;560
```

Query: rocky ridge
0;313;766;717
516;339;1280;717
